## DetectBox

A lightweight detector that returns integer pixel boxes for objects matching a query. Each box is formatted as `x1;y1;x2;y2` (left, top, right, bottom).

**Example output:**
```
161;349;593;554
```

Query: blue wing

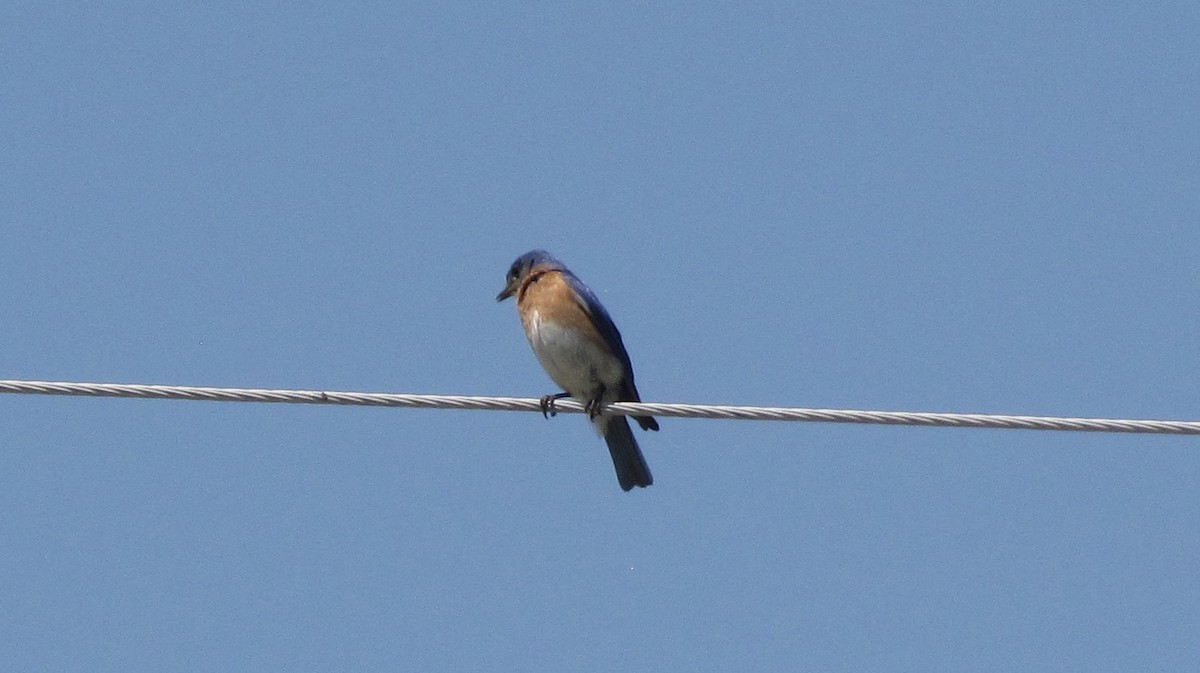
561;271;636;379
562;267;659;431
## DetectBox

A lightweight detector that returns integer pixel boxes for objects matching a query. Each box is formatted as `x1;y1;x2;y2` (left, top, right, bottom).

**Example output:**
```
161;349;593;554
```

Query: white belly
526;311;625;400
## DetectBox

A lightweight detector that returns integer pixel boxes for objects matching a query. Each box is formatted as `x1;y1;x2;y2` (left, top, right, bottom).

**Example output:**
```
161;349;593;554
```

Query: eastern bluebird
497;250;658;491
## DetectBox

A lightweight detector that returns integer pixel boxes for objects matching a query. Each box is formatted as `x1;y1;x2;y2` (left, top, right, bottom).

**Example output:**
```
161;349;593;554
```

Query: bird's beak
496;281;517;302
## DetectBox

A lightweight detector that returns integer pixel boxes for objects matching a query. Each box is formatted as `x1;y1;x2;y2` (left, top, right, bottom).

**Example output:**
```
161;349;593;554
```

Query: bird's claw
584;398;604;420
538;393;603;420
540;392;572;419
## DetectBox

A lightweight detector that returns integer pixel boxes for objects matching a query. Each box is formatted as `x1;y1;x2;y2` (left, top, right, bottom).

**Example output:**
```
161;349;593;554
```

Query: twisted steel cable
1;379;1197;435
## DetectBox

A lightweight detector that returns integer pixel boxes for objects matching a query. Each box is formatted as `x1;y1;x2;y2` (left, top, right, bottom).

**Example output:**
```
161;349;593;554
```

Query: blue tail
602;417;653;491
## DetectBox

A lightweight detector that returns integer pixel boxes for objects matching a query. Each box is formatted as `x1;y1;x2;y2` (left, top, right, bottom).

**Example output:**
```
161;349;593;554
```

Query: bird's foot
584;397;605;420
539;392;571;419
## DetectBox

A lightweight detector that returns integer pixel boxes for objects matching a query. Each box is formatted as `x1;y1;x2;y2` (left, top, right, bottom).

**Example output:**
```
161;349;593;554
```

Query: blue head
496;250;567;302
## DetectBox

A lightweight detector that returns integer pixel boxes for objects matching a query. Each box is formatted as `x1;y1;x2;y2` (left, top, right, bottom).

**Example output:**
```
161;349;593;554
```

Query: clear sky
2;2;1198;671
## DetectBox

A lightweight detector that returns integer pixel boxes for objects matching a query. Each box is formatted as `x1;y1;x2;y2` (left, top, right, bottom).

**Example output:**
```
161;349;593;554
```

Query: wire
0;379;1196;436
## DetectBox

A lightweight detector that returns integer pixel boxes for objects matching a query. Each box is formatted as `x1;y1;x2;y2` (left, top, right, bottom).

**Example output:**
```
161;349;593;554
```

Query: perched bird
497;250;658;491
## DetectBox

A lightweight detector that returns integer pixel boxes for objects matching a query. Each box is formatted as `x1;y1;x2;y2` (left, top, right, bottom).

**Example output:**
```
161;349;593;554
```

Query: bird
497;250;658;491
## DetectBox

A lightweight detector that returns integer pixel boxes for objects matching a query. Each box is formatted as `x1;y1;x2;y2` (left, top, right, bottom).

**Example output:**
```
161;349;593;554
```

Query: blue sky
2;2;1198;670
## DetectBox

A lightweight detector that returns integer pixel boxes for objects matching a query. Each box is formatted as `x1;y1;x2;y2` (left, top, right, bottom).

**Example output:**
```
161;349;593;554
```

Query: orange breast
517;270;608;352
